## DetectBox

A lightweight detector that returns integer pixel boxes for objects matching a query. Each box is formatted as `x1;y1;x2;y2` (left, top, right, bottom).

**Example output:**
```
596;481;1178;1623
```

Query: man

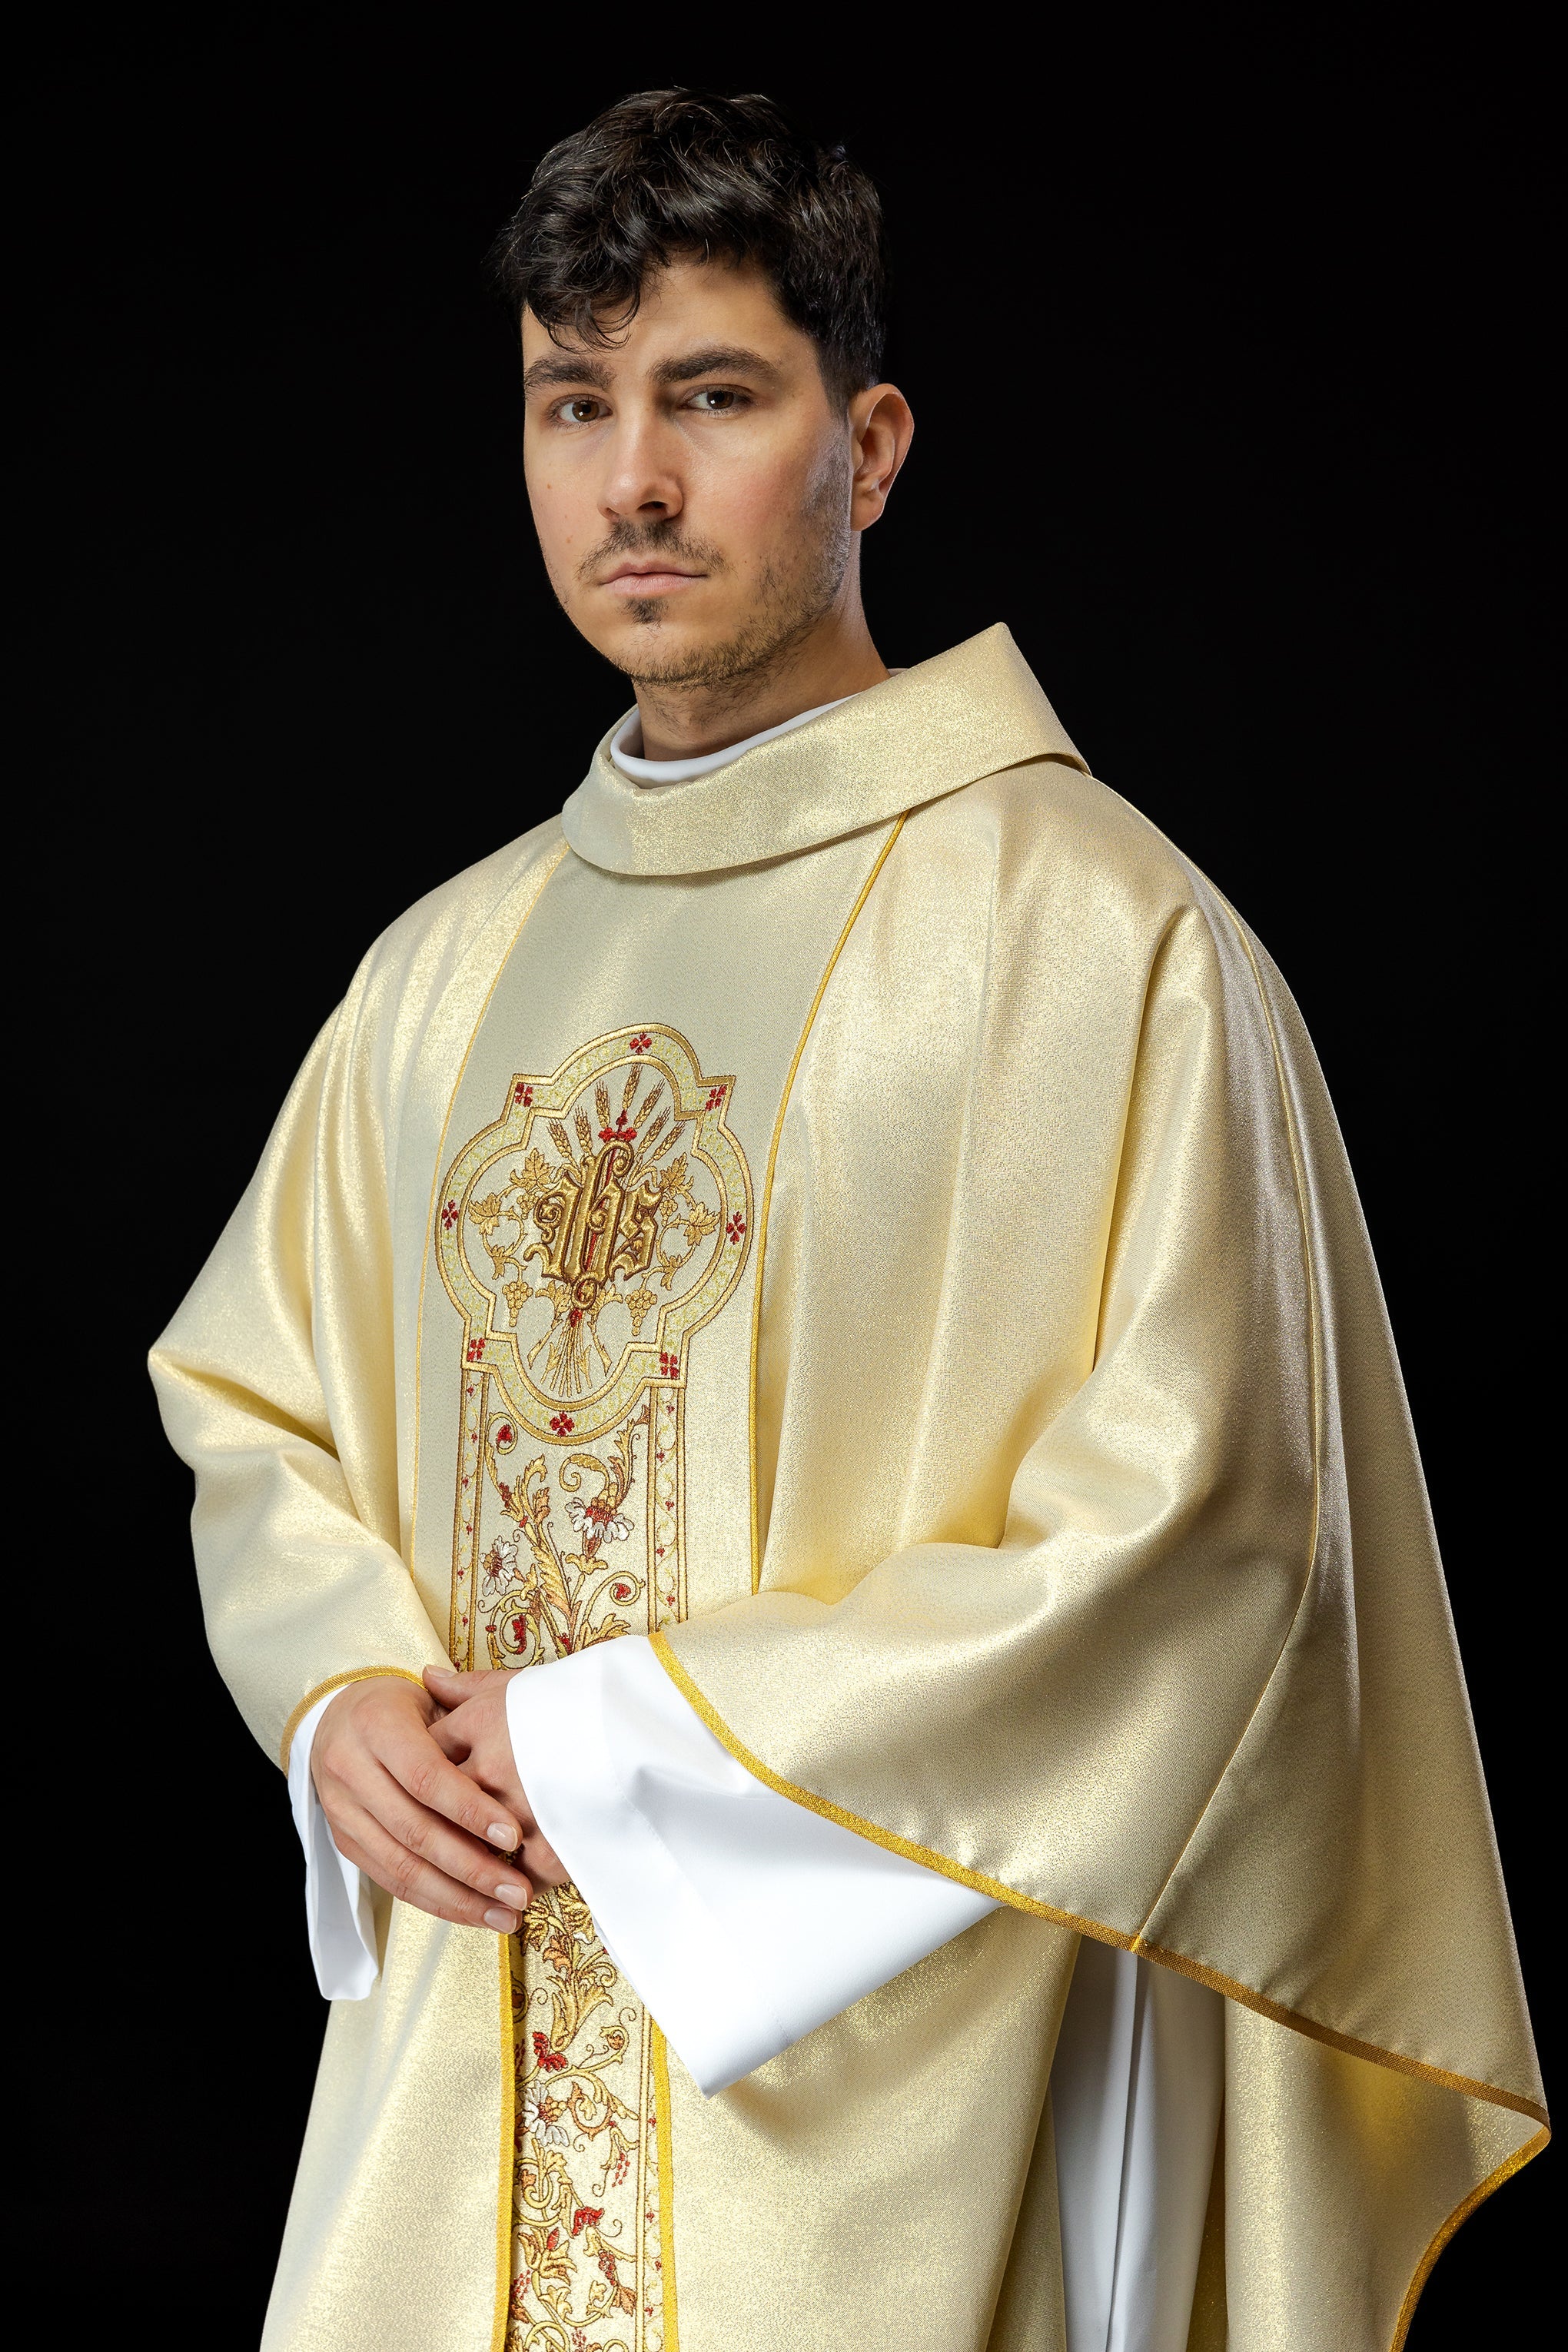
151;88;1544;2352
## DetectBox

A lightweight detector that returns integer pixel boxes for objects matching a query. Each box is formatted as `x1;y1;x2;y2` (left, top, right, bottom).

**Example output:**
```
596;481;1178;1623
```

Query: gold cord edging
652;2021;681;2351
489;1933;517;2352
746;813;907;1593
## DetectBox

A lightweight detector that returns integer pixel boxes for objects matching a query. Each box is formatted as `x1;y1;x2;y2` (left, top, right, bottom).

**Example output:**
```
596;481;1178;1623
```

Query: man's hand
309;1676;533;1932
424;1665;570;1891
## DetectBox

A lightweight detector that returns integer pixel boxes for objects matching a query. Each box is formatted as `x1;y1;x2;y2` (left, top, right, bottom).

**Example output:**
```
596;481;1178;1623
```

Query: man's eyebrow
521;352;613;397
651;344;783;387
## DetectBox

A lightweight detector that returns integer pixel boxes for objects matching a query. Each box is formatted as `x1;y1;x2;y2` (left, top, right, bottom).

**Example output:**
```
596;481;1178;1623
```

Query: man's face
521;259;863;689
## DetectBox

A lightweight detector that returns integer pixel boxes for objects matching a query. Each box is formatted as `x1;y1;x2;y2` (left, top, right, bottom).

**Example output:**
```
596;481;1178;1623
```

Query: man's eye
689;387;743;412
556;396;607;424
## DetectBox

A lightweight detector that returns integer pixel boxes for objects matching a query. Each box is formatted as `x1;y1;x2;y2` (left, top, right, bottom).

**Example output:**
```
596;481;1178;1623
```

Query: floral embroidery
508;1885;649;2344
480;1413;646;1667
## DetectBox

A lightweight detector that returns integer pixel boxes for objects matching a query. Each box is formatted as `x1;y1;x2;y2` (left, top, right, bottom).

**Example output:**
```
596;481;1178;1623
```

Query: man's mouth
599;561;706;596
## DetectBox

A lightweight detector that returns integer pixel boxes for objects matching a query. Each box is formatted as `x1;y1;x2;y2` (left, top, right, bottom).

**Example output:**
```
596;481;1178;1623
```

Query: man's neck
629;602;889;763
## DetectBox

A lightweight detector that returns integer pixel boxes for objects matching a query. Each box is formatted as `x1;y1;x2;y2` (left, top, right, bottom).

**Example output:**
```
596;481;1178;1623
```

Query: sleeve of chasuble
149;987;448;1767
655;889;1324;1944
644;826;1542;2153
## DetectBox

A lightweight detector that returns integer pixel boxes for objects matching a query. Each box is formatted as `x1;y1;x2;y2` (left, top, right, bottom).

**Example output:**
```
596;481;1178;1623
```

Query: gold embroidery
480;1412;648;1668
440;1025;752;2351
437;1024;751;1452
507;1887;648;2343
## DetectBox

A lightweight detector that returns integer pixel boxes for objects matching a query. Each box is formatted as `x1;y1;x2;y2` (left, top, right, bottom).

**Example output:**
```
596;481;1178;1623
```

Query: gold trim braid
490;1933;518;2352
652;2022;680;2352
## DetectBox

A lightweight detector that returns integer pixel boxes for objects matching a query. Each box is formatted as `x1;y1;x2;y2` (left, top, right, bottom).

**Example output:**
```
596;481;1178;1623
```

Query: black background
16;12;1553;2344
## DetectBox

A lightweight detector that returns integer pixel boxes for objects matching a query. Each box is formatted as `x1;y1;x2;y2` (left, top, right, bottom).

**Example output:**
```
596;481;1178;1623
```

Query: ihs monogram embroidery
436;1024;752;2351
492;1065;721;1399
438;1024;749;1453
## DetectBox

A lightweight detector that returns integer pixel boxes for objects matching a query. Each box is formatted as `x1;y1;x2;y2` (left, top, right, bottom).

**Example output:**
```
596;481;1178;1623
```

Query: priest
151;88;1544;2352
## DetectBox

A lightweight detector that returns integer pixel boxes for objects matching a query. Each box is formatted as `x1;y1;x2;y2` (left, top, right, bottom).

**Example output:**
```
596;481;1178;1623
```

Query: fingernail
496;1881;528;1907
488;1822;519;1849
485;1908;519;1932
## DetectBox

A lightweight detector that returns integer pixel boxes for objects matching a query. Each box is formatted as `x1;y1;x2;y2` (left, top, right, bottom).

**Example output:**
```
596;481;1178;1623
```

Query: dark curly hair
489;89;886;406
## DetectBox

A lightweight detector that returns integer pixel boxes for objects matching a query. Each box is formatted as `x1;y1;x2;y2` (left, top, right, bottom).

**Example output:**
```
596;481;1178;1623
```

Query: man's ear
849;384;915;530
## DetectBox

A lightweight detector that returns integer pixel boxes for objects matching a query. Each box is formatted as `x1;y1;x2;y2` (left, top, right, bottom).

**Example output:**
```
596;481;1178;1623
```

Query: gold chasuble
151;626;1544;2352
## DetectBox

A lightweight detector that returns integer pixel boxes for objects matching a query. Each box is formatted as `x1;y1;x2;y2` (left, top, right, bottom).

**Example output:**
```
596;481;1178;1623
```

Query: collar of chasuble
562;623;1088;876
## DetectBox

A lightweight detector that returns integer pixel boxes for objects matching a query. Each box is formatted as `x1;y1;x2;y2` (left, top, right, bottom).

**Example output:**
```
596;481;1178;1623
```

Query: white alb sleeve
509;1635;998;2095
288;1690;381;2001
1052;1935;1225;2352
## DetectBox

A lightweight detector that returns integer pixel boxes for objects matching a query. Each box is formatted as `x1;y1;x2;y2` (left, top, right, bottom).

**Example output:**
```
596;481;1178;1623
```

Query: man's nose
599;417;685;524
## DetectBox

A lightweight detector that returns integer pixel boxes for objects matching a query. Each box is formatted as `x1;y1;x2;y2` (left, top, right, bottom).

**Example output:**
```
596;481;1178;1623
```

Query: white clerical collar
611;696;853;787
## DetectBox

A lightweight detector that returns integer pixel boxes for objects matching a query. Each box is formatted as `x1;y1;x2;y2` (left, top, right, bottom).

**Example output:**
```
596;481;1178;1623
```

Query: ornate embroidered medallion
436;1025;752;2350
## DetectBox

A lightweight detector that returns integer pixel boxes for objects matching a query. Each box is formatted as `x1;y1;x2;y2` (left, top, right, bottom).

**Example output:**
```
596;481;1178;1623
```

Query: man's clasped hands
309;1667;569;1934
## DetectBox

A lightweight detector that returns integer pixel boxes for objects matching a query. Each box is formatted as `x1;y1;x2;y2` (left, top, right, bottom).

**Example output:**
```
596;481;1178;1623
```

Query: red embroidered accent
440;1200;459;1231
466;1339;484;1363
550;1412;575;1435
726;1212;746;1243
659;1350;679;1380
571;2205;604;2236
630;1031;652;1054
706;1085;726;1108
495;1423;514;1446
513;1081;533;1106
597;1114;638;1144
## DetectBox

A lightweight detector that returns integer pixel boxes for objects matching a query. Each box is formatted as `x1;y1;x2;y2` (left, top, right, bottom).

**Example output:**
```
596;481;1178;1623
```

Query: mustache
578;518;725;583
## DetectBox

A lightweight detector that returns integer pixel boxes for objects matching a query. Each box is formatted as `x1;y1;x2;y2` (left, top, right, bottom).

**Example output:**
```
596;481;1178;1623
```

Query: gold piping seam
490;1935;517;2352
1389;2126;1550;2352
652;2021;681;2352
647;1631;1549;2132
747;812;908;1593
650;1633;1136;1943
1131;895;1325;1938
277;1666;427;1772
410;838;570;1612
1129;1935;1549;2121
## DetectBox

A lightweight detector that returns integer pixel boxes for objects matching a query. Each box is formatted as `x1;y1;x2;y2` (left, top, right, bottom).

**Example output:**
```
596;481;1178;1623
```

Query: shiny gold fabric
151;626;1543;2352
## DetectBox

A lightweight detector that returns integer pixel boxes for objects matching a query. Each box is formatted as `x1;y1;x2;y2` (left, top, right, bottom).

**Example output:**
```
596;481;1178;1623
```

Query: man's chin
594;616;760;690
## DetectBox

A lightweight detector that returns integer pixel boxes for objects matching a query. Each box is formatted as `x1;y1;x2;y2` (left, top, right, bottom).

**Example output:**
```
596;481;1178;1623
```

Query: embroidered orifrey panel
436;1025;752;2350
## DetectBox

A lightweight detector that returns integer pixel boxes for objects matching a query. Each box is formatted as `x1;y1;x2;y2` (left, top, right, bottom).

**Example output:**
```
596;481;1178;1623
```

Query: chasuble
151;624;1544;2352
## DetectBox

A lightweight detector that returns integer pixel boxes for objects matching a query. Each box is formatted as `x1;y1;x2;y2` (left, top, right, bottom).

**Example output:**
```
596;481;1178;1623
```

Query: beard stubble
577;453;852;696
